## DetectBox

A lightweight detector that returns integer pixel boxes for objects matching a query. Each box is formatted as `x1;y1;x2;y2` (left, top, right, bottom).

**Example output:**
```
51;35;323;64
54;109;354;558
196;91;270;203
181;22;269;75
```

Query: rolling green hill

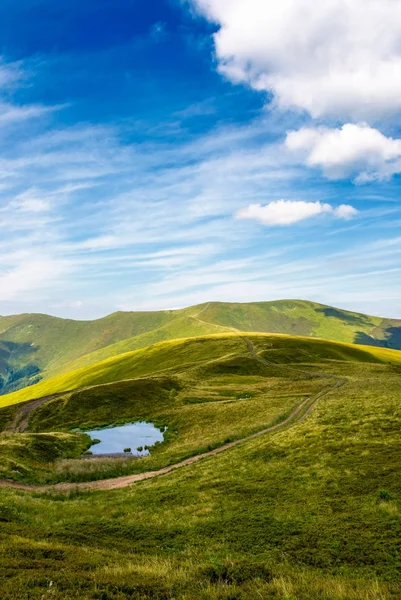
0;331;400;488
0;299;400;395
0;332;400;598
0;333;326;482
2;332;399;410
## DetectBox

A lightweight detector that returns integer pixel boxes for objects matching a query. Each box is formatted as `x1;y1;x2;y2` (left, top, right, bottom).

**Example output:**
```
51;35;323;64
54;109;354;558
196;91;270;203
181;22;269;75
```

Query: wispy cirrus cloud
1;97;399;317
0;102;63;124
0;50;399;319
117;234;401;317
0;253;69;302
0;58;23;88
0;59;65;129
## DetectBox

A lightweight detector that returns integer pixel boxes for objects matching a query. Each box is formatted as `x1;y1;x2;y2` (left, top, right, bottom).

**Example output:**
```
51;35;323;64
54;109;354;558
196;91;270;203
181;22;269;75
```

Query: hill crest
0;299;399;396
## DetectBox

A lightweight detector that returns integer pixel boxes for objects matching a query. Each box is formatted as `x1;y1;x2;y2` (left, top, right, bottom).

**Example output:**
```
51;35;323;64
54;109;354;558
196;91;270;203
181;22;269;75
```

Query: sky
0;0;401;319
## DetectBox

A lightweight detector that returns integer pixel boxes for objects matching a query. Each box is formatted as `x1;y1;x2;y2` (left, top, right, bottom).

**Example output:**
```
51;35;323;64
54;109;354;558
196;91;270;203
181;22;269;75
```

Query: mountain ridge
1;298;399;322
0;299;400;396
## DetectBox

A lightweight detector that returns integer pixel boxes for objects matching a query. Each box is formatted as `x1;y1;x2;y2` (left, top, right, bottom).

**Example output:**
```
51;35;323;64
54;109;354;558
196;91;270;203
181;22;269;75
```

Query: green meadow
0;335;327;483
1;300;400;396
0;333;400;598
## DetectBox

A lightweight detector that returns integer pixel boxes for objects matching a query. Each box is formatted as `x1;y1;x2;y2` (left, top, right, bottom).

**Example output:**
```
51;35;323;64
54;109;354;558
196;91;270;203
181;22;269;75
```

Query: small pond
85;422;166;456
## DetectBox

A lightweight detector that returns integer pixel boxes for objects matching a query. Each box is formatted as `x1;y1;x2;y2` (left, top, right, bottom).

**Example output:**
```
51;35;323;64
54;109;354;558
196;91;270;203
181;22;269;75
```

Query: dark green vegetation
0;432;92;482
0;333;400;599
1;299;400;394
0;340;42;394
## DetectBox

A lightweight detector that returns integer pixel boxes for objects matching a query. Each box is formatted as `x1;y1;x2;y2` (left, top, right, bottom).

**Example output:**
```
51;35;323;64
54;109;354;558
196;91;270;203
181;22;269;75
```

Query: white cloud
0;102;61;124
117;236;401;318
191;0;401;121
0;59;22;88
0;58;62;125
0;257;67;302
18;198;50;213
286;123;401;181
14;190;51;213
236;200;357;226
334;204;359;220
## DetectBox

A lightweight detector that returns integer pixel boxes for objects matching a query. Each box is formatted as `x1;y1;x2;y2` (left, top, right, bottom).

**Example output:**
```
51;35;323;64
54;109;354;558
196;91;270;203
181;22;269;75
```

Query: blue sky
0;0;400;319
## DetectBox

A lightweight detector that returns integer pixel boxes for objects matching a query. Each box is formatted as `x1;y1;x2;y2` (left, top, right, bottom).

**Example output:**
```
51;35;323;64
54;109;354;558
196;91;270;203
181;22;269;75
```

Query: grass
0;333;400;598
0;333;400;486
0;334;243;406
1;299;400;396
0;335;327;484
2;331;399;409
0;431;92;482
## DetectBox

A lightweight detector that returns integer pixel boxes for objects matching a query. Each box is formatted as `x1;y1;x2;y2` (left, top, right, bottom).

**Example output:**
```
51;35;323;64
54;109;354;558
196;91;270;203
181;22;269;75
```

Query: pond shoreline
81;452;141;460
83;421;166;456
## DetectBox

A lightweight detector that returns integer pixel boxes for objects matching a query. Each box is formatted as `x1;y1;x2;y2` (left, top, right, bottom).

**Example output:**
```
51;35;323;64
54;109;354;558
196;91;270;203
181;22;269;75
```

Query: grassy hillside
1;332;399;410
0;306;228;394
0;310;178;386
195;300;401;346
0;333;336;484
0;300;400;395
0;333;400;598
0;332;399;487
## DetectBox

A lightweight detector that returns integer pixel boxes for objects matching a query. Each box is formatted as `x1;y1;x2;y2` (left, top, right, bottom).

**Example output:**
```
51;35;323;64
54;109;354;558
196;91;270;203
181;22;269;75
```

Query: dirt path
4;394;61;433
0;336;346;494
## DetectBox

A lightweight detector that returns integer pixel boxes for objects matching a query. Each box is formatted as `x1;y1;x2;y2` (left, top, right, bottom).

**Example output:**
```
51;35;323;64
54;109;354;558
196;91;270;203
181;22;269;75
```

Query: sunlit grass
2;331;399;408
0;333;400;598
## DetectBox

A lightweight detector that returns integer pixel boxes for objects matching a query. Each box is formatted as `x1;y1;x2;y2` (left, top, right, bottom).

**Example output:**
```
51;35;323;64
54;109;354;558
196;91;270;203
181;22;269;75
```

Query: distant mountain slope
0;300;399;395
193;300;401;346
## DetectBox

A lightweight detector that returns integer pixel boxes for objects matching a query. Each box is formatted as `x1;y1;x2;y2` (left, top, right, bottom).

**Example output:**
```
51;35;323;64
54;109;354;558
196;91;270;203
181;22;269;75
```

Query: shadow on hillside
316;307;371;326
0;341;42;396
385;327;401;350
355;328;401;351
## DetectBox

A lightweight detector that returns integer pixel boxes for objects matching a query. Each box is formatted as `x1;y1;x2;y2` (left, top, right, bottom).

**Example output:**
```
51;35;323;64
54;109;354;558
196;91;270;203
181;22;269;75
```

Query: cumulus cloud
286;123;401;181
236;200;357;226
191;0;401;121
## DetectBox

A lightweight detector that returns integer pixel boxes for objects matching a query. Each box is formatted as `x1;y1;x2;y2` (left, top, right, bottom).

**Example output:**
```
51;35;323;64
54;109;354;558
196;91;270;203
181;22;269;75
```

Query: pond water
85;422;165;456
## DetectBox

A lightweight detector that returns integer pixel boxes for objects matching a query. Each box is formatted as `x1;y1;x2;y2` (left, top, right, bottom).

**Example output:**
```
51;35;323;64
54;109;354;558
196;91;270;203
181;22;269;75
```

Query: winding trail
5;394;62;434
0;336;347;494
